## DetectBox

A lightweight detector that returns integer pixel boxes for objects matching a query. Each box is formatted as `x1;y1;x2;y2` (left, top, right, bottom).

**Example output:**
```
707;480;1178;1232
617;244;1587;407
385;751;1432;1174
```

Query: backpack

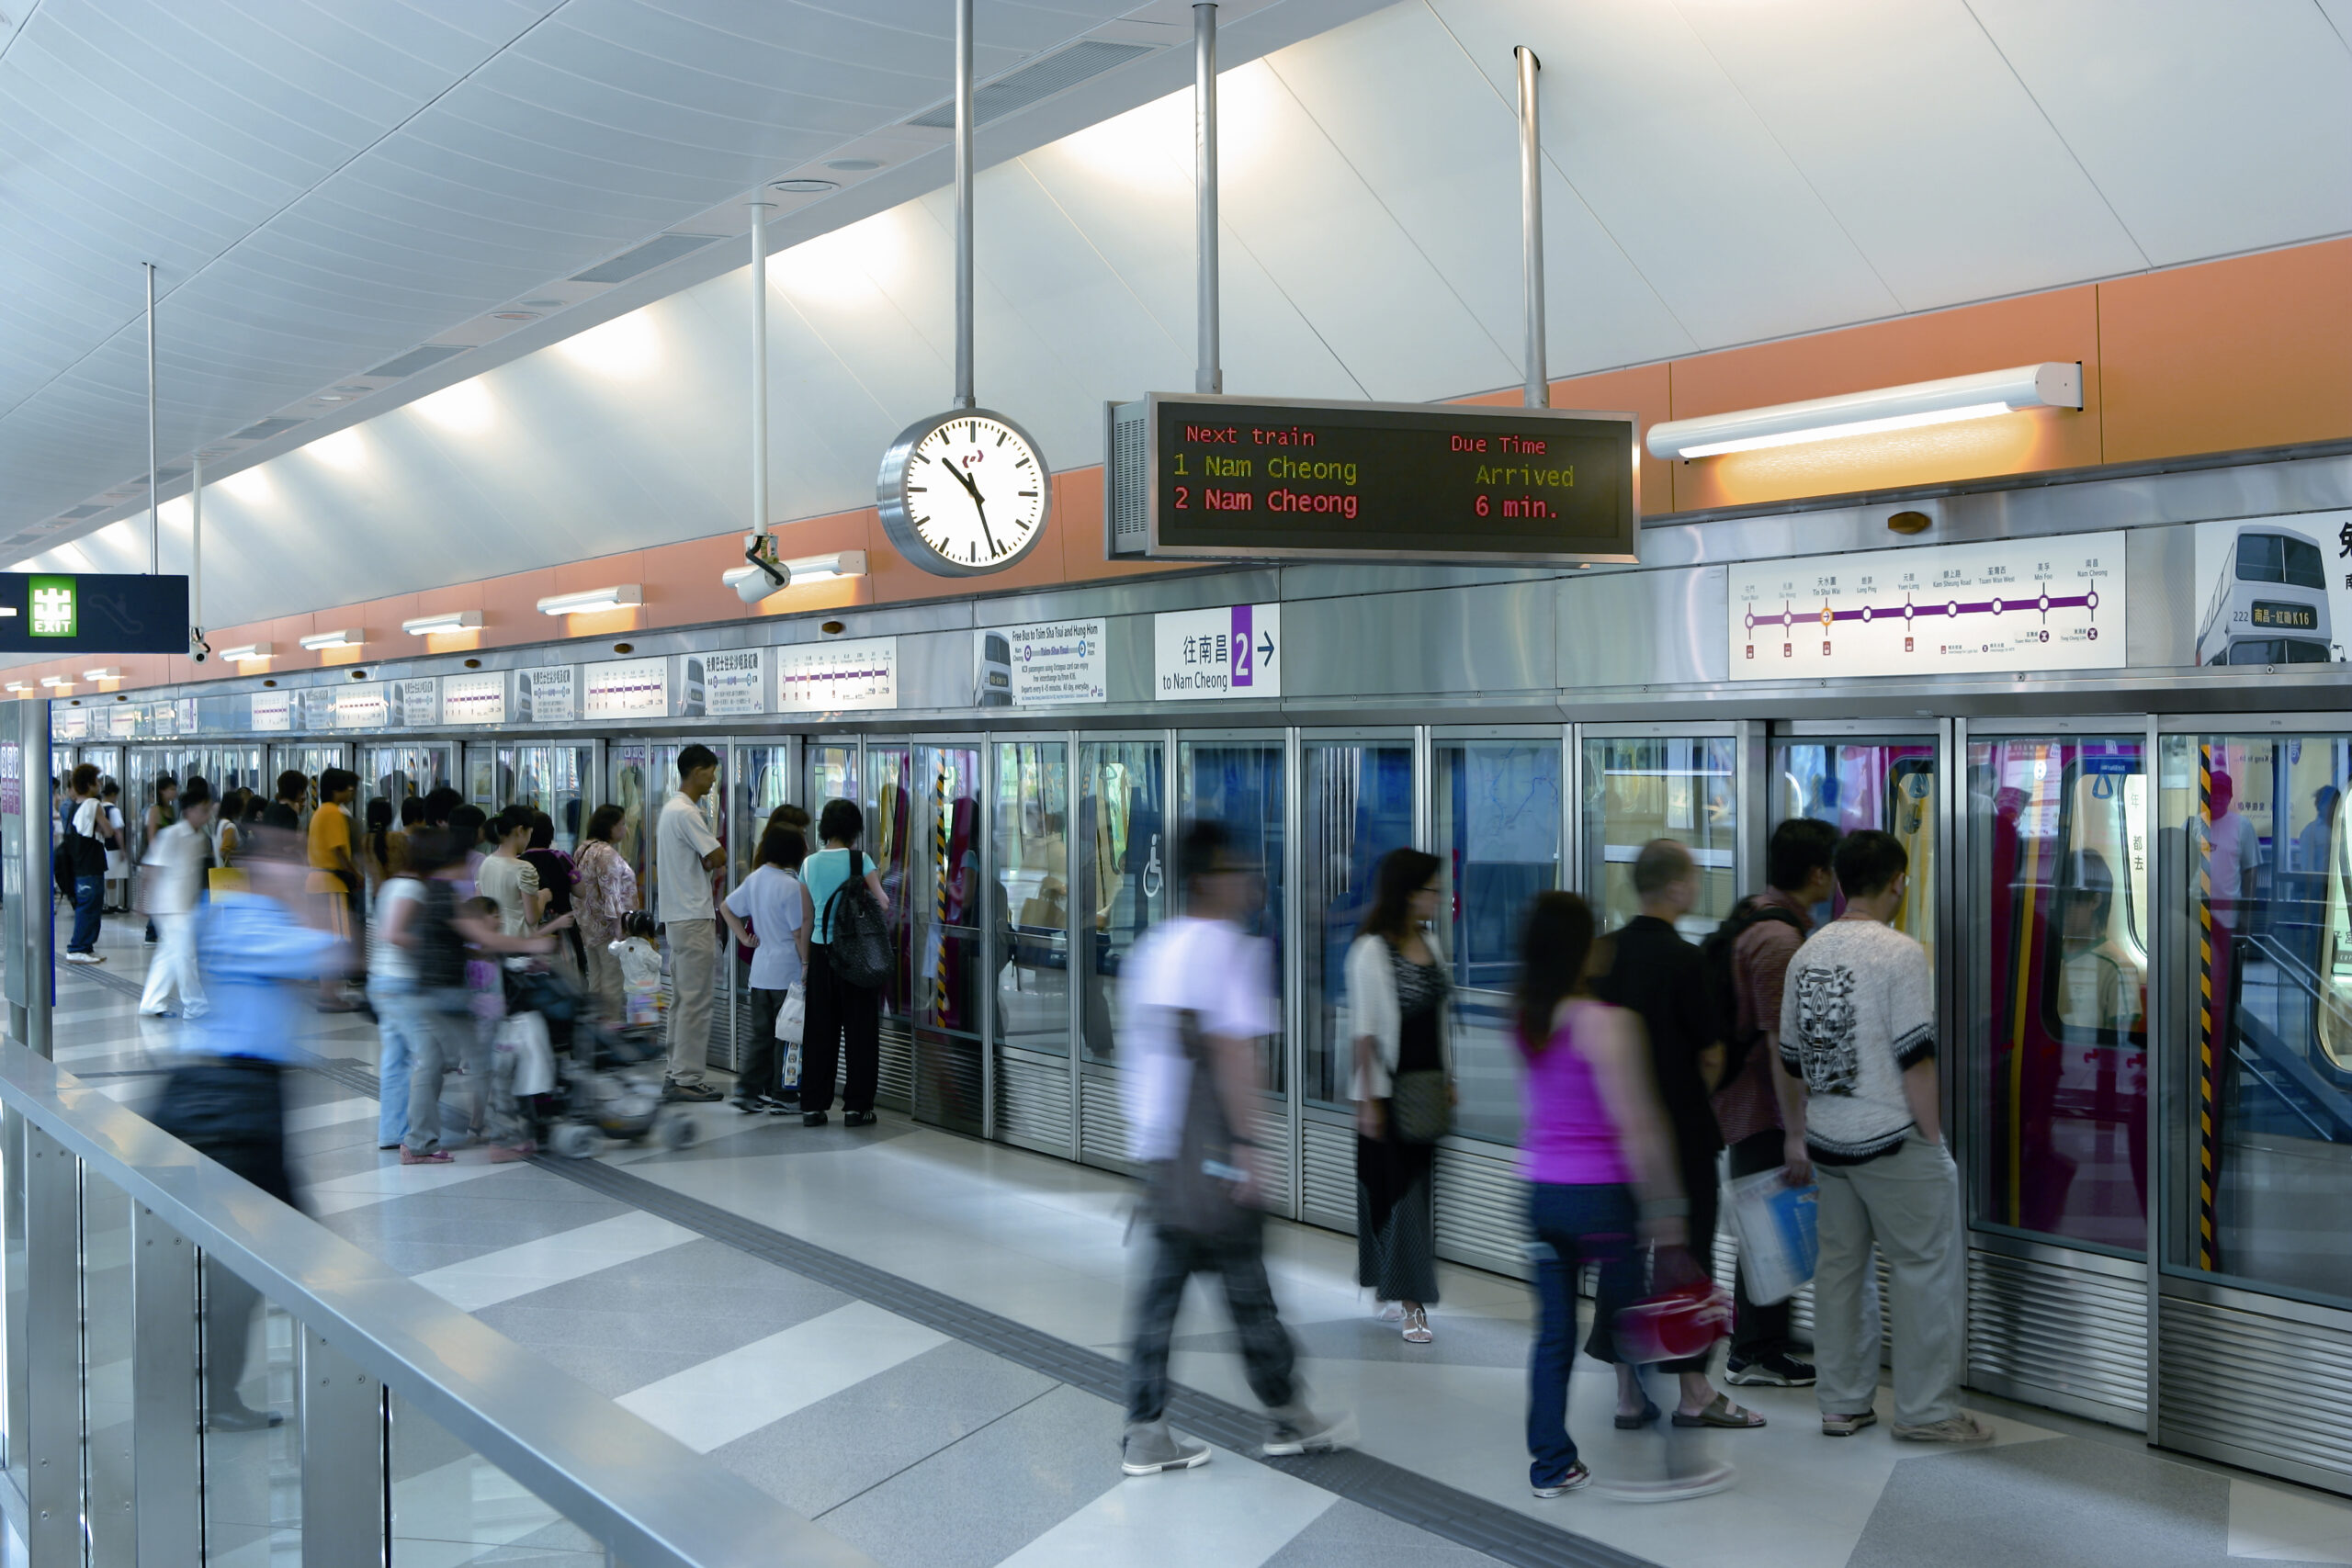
1699;896;1805;1081
59;799;105;886
822;850;892;991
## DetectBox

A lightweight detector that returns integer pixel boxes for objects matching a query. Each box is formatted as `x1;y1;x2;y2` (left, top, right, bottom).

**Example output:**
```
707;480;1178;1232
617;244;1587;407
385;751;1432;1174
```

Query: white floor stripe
616;1300;948;1454
410;1212;701;1313
994;1447;1337;1568
306;1159;513;1216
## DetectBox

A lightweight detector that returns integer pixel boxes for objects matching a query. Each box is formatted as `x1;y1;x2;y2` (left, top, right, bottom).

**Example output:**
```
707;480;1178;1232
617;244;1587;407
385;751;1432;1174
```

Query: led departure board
1107;394;1638;564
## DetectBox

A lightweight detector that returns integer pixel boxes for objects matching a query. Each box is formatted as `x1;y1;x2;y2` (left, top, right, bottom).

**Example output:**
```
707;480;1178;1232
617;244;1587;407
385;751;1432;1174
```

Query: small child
462;896;506;1022
612;910;662;1030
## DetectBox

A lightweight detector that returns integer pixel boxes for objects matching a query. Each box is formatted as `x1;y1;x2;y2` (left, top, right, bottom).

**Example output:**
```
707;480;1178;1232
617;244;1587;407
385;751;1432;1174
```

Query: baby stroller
506;963;699;1159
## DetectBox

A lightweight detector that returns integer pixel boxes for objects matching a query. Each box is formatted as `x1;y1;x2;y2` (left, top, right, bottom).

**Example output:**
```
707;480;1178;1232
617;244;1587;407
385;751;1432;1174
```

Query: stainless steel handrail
0;1040;876;1568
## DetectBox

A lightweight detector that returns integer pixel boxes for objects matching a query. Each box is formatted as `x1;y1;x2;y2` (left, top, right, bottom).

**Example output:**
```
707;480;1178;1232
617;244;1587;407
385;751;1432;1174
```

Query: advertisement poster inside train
1727;532;2126;680
2190;510;2352;670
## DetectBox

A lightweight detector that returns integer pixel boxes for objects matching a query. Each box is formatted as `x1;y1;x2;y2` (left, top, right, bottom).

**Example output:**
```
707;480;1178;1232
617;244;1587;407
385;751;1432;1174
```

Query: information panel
583;658;668;719
1152;604;1281;701
441;671;506;725
997;618;1106;707
0;572;188;654
1727;532;2126;680
1113;394;1636;564
776;638;897;713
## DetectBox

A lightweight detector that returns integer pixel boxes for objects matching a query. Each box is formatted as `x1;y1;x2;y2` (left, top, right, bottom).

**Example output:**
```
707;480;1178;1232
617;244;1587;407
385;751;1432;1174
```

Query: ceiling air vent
905;41;1152;130
367;344;469;379
60;505;107;520
146;467;188;484
568;232;722;286
232;417;307;441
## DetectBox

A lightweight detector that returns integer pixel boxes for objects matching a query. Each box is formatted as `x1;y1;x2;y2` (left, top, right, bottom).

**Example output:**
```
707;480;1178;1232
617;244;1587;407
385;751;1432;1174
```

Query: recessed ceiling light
518;299;564;309
492;310;540;321
770;178;837;194
823;159;882;172
332;385;369;395
318;394;352;401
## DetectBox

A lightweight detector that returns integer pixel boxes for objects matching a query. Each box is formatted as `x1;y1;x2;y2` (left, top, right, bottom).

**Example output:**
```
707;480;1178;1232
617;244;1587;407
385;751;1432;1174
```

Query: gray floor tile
1259;1499;1511;1568
815;1382;1123;1568
470;1239;853;1371
1181;1310;1531;1370
707;1339;1058;1517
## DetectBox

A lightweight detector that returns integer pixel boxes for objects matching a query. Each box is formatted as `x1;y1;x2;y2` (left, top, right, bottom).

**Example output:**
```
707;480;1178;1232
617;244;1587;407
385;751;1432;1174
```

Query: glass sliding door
1583;732;1739;939
807;741;857;818
1074;739;1168;1169
498;745;590;851
995;739;1073;1153
1771;734;1939;961
357;744;454;823
1301;739;1414;1113
865;743;984;1133
1435;736;1564;1145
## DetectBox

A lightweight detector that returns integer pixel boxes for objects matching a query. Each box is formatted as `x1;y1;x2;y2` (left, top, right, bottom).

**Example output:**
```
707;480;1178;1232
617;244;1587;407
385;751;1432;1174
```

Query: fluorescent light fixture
1645;363;2084;460
220;642;273;663
298;628;362;651
536;584;642;617
401;609;482;637
82;667;119;682
781;549;867;583
4;682;29;694
39;676;69;688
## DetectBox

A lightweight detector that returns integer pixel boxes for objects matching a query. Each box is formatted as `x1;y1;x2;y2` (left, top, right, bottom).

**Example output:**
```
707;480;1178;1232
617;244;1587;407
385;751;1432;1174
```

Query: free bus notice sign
1106;394;1637;565
0;571;187;654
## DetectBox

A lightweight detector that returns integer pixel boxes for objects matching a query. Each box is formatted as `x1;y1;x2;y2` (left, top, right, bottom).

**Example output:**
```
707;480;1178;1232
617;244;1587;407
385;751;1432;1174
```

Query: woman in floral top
574;804;639;1019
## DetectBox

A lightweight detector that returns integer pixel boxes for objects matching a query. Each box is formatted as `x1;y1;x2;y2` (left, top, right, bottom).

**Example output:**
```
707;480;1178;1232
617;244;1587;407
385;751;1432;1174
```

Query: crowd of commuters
58;748;1989;1485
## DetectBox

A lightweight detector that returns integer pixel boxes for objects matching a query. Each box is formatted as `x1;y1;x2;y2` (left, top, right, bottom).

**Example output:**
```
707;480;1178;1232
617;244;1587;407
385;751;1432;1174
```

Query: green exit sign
28;578;74;638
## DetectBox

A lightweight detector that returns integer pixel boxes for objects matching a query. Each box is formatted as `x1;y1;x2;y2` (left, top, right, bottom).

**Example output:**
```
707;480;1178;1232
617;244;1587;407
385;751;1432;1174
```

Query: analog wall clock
876;409;1052;577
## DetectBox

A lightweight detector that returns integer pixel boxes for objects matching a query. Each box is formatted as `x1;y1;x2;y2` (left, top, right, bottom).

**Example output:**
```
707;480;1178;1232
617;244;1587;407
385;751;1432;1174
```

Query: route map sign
1727;532;2126;680
1108;394;1637;564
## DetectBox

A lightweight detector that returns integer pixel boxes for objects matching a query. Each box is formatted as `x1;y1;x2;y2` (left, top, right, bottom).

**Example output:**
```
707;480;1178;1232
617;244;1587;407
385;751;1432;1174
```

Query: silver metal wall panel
1967;1249;2148;1429
1432;1142;1532;1281
876;1021;915;1113
1283;581;1555;701
2160;1295;2352;1495
994;1049;1073;1156
1079;1076;1134;1176
1300;1117;1356;1234
2124;525;2197;670
1557;563;1727;691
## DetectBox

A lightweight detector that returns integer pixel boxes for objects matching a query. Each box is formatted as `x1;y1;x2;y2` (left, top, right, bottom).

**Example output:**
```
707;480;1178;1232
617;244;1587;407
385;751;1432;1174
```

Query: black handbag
1148;1008;1256;1240
1389;1068;1453;1145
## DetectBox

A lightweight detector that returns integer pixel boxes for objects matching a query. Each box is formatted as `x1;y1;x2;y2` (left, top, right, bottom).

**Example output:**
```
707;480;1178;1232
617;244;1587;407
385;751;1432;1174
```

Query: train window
1970;738;2147;1252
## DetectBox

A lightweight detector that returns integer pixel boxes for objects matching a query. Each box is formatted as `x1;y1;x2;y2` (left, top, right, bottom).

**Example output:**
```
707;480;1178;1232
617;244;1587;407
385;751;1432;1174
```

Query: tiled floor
48;909;2352;1568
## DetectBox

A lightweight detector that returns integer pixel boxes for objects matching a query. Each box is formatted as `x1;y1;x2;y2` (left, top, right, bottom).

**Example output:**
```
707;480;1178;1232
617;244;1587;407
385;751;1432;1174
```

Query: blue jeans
68;874;102;954
369;978;422;1148
1526;1181;1637;1484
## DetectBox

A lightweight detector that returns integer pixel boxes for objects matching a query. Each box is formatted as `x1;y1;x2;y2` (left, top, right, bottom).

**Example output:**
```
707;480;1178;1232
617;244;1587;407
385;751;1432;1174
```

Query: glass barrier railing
0;1040;873;1568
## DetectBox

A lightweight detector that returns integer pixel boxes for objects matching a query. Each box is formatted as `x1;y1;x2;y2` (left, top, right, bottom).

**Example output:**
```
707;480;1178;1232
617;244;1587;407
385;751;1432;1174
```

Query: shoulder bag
1148;1007;1257;1240
823;850;893;990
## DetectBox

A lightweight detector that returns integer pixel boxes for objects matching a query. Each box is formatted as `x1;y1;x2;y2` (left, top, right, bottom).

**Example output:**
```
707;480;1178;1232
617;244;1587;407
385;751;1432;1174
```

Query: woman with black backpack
797;798;891;1128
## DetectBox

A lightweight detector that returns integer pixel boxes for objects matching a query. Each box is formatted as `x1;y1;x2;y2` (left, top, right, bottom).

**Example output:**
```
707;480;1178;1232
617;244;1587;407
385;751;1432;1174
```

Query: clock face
878;410;1051;577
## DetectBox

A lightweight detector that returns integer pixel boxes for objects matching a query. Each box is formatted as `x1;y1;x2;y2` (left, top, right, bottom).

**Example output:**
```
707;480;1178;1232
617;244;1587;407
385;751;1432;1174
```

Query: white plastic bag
498;1010;558;1099
775;981;806;1044
1724;1166;1819;1305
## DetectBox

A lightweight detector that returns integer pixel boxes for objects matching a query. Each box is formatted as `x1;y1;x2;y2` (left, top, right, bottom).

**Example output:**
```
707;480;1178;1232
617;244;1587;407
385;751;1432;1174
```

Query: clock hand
946;463;1001;555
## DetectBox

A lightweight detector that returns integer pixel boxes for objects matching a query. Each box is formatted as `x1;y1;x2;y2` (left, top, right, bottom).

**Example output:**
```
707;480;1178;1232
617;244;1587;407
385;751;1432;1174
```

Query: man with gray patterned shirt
1780;829;1991;1447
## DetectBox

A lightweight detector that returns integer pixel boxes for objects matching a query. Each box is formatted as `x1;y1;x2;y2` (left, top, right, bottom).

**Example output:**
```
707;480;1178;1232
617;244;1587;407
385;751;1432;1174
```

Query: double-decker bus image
2198;525;2335;666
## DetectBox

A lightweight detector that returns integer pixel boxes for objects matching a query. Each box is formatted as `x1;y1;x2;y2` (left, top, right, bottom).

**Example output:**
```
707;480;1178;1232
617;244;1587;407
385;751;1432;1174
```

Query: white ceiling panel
1670;0;2150;310
1429;0;1903;346
1970;0;2352;265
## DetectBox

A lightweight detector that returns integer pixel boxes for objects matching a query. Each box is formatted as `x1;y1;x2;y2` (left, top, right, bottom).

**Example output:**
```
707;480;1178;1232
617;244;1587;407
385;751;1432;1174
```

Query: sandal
1613;1399;1663;1430
1400;1305;1433;1344
1674;1394;1767;1429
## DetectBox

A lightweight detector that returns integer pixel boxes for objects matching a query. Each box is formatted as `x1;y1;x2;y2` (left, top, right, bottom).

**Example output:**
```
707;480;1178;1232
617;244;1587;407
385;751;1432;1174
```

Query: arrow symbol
1258;630;1274;665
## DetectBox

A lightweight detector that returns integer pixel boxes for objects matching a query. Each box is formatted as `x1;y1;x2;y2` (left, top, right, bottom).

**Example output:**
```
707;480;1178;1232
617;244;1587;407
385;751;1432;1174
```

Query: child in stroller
514;961;699;1157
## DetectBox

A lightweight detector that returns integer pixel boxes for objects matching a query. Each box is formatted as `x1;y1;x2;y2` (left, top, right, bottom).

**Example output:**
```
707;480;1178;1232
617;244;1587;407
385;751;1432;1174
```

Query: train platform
51;915;2352;1568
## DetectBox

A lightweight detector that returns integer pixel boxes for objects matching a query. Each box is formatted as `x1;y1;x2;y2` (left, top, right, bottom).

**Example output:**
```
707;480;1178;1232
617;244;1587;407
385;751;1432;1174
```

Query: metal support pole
25;1128;79;1565
132;1204;201;1568
748;203;773;538
145;261;160;572
953;0;976;410
190;454;203;639
300;1325;386;1568
1194;4;1221;395
1515;47;1548;409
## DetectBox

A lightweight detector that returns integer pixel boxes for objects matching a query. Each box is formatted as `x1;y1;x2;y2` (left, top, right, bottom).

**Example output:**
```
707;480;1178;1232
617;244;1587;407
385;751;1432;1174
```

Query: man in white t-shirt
1780;829;1988;1448
1118;820;1349;1477
654;744;725;1100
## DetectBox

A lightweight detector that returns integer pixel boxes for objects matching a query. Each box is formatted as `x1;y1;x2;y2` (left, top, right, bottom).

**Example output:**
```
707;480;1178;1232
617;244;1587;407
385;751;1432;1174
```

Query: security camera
723;533;789;605
189;627;210;663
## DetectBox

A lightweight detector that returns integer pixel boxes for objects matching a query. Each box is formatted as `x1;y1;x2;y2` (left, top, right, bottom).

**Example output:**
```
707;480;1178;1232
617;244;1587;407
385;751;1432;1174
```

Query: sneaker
763;1095;800;1114
1532;1462;1591;1498
1725;1352;1816;1388
1262;1404;1355;1457
1121;1421;1212;1476
1893;1414;1995;1446
1821;1410;1878;1438
664;1080;722;1103
64;952;100;964
729;1097;764;1115
802;1111;830;1127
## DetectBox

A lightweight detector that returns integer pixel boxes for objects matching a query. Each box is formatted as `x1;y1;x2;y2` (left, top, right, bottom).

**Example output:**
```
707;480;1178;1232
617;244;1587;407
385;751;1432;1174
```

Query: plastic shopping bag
497;1010;559;1099
1724;1166;1819;1305
775;981;806;1044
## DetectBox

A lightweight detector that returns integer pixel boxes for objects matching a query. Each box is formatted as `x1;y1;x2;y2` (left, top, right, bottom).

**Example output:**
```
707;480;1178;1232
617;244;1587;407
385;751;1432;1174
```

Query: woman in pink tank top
1515;893;1692;1498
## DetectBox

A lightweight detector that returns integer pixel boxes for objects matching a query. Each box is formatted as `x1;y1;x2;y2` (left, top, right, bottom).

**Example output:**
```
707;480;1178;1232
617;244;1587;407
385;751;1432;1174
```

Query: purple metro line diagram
1728;530;2128;680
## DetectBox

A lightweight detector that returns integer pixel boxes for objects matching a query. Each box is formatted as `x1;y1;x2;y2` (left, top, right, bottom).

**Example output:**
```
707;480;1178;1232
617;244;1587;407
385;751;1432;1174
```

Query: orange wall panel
2098;237;2352;465
1457;362;1678;515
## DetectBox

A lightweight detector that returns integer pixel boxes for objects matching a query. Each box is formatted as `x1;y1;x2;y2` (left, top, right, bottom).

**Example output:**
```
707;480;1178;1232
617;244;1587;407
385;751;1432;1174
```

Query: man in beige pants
1777;829;1990;1446
656;744;726;1102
